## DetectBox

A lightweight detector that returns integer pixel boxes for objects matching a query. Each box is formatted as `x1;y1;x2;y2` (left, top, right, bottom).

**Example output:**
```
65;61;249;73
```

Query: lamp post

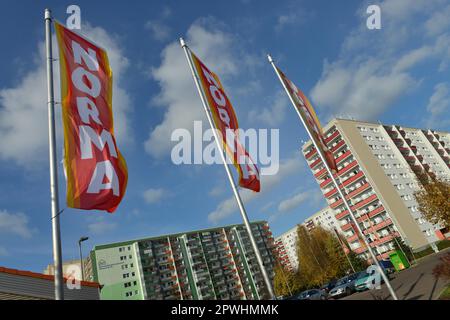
78;237;89;281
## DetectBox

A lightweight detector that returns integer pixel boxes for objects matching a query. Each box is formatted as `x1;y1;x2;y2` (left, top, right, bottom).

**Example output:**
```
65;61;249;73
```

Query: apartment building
302;118;450;261
274;226;298;272
303;206;341;232
91;221;275;300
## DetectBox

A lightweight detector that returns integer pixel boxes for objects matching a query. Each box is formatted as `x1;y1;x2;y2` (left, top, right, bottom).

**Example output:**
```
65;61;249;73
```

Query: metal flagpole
180;38;276;299
45;8;64;300
268;54;398;300
333;228;356;273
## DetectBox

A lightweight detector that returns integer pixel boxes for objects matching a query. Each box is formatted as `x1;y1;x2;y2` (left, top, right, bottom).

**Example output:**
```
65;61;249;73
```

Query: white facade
302;206;341;233
302;118;450;261
275;226;299;271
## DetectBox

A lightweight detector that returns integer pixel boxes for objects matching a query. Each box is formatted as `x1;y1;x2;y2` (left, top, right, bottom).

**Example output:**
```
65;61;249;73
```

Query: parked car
354;263;394;292
321;279;337;294
296;289;328;300
328;271;365;299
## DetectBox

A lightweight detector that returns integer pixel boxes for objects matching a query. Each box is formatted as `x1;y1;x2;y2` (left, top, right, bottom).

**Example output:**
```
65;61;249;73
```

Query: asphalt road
342;247;450;300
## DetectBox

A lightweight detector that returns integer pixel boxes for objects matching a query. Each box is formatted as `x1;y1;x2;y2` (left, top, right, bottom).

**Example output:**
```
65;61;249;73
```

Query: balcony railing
325;130;340;143
338;160;358;176
351;194;378;211
363;218;393;235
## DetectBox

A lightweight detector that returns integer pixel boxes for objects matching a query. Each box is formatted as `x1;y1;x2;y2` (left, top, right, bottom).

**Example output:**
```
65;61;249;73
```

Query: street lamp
78;236;89;281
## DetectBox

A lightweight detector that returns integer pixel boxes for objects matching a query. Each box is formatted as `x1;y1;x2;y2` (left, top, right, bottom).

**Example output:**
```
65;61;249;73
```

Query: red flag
276;67;337;173
55;22;128;212
191;52;260;192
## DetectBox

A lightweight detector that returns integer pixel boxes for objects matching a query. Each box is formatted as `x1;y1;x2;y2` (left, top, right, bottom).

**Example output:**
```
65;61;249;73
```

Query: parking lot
342;248;450;300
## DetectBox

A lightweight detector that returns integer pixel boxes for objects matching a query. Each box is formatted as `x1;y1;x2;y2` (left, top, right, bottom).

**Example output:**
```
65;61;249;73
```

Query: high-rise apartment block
302;118;450;260
274;226;298;272
91;221;275;300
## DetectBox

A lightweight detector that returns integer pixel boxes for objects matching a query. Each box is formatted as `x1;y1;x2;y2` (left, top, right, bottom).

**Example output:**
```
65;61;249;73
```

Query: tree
295;225;367;288
273;264;305;297
414;173;450;227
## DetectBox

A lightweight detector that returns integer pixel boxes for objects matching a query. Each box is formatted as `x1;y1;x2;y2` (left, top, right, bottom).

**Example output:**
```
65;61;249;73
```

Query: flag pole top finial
267;54;274;63
179;37;187;48
45;8;52;20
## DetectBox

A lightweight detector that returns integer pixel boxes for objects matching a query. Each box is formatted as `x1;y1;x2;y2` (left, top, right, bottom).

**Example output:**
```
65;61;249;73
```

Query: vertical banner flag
190;52;260;192
55;22;128;212
276;67;337;173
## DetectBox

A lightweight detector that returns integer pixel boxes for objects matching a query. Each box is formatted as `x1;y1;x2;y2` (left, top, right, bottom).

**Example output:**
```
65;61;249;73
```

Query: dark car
321;279;337;293
328;271;365;299
296;289;328;300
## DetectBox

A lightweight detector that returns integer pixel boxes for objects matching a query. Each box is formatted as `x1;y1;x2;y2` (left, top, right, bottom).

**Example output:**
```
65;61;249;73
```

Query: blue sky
0;0;449;272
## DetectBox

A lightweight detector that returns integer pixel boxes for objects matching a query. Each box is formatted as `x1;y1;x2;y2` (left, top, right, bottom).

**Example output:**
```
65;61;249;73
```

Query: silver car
297;289;328;300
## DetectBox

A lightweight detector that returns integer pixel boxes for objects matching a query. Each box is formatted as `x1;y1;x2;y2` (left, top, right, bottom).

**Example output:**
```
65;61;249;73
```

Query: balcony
331;140;346;153
304;148;317;159
330;198;343;209
340;222;353;231
351;194;378;211
338;160;358;176
314;167;327;179
320;177;333;188
324;187;338;198
309;157;322;169
346;234;359;243
369;232;399;247
363;218;393;235
336;150;352;164
335;210;349;220
341;171;364;187
368;205;386;218
325;130;340;143
345;183;371;200
354;246;367;254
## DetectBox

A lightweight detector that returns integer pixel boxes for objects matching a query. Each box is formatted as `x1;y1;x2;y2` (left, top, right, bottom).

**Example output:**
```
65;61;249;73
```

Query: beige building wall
335;119;429;250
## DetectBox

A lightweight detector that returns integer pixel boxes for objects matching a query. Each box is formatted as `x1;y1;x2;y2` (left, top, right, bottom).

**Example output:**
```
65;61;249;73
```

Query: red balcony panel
363;218;393;235
335;210;349;220
369;232;399;247
345;183;370;200
320;177;333;188
305;148;317;159
330;198;343;209
331;140;346;153
314;167;327;178
346;234;359;243
325;130;340;143
368;206;386;218
336;150;352;164
357;214;369;223
354;246;367;254
340;223;352;231
309;157;322;169
338;160;358;176
351;194;378;211
324;188;338;198
341;171;364;187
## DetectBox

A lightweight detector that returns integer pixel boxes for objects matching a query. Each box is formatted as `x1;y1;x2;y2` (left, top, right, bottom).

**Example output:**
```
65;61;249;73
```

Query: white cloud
145;19;240;159
426;82;450;128
209;185;226;197
278;191;309;212
248;90;288;126
87;219;117;235
0;23;132;168
0;209;33;239
275;6;310;32
143;188;168;204
207;155;303;223
310;0;450;121
145;21;171;42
